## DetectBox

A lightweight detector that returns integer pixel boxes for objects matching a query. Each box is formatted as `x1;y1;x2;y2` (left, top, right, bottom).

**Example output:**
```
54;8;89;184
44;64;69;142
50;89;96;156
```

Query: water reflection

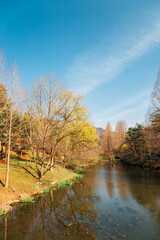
105;166;115;200
126;168;160;225
105;165;130;201
117;169;129;200
0;168;100;240
0;165;160;240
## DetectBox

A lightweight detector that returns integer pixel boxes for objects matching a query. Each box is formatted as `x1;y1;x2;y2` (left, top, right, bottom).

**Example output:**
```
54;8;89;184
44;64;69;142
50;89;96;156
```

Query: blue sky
0;0;160;130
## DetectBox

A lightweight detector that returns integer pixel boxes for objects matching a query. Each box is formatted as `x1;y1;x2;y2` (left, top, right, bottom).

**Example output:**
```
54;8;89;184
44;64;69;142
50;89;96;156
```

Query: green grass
75;173;85;179
55;173;85;189
80;165;87;169
22;196;35;204
55;174;85;189
74;170;83;174
66;180;74;186
43;187;52;194
0;209;7;216
55;181;67;189
55;179;75;189
0;157;77;212
54;172;86;189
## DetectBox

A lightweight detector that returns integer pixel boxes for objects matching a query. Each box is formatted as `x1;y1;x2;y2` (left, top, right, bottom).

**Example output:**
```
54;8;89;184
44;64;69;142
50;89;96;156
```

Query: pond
0;164;160;240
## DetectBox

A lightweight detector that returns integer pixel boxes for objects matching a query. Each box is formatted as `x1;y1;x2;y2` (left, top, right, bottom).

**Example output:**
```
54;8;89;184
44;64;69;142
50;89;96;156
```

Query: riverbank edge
101;158;160;169
0;165;83;216
120;159;160;170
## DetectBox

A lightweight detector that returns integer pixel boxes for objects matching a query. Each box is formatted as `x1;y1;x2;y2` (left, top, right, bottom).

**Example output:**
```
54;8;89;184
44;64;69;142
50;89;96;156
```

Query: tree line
102;121;126;159
0;51;99;187
102;71;160;167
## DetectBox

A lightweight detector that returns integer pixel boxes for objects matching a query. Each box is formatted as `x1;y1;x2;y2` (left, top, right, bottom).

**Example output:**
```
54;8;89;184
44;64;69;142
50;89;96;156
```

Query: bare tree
5;62;16;188
0;51;8;161
0;50;6;83
102;122;113;158
151;70;160;111
145;70;160;158
146;70;160;122
0;52;21;187
114;121;127;148
24;74;92;180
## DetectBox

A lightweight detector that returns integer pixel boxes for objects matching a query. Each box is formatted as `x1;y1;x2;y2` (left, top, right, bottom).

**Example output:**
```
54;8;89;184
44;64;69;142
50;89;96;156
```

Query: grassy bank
0;158;78;214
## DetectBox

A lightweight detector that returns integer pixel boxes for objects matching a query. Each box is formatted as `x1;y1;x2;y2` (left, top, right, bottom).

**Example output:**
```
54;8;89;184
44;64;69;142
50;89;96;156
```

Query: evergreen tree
122;124;146;163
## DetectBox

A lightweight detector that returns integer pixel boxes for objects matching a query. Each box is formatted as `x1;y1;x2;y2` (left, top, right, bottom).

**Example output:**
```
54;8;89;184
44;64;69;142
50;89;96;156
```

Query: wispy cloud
94;89;151;129
65;17;160;95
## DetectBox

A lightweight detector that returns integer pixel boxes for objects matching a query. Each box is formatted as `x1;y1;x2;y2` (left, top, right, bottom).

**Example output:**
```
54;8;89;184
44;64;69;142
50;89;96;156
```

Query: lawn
0;157;77;212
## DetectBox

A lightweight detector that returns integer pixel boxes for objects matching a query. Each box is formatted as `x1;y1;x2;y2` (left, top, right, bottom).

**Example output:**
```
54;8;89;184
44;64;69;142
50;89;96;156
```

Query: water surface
0;164;160;240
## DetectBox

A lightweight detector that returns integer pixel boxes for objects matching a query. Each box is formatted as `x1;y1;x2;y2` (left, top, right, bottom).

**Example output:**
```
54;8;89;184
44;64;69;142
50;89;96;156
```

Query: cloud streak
65;17;160;95
94;89;151;129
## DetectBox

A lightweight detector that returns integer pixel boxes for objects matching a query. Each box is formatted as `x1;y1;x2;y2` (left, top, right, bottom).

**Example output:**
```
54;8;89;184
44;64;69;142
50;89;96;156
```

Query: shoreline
120;159;160;170
1;160;160;217
0;161;82;216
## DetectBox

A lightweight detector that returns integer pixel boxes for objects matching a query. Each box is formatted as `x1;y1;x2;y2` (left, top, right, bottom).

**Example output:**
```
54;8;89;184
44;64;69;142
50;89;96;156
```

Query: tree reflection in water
0;165;160;240
0;168;100;240
125;168;160;224
105;166;115;200
105;164;160;228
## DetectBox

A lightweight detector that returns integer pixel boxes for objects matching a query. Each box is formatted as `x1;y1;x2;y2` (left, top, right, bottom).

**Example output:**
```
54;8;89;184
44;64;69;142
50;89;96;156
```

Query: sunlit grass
0;209;7;216
55;179;75;189
42;187;52;194
0;157;77;211
75;173;85;179
22;196;35;204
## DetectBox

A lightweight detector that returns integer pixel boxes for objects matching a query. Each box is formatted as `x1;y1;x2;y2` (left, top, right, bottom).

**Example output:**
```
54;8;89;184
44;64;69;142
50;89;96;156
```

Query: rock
37;191;44;194
50;180;58;185
12;200;20;203
1;204;12;213
36;182;43;184
20;193;29;200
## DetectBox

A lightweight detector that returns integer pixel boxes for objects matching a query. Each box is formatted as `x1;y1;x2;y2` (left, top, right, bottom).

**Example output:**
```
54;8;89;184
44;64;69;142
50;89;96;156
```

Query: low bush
22;196;35;204
75;173;85;179
66;180;74;186
43;187;52;194
55;181;67;189
80;165;87;169
74;170;83;174
0;209;7;216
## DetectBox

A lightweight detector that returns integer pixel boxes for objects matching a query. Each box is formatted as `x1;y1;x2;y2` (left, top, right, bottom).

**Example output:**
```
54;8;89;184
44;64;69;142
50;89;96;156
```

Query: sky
0;0;160;130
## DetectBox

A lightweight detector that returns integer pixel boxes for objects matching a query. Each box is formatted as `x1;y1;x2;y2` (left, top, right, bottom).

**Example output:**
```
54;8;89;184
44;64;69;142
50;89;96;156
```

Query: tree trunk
40;172;44;181
4;215;7;240
5;63;16;188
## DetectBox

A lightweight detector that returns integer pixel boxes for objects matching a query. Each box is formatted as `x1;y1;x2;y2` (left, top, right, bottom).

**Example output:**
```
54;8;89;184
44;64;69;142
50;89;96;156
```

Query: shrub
66;180;74;186
74;170;82;174
22;196;35;204
43;187;52;194
55;181;67;189
80;165;87;169
0;209;7;216
75;173;85;179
